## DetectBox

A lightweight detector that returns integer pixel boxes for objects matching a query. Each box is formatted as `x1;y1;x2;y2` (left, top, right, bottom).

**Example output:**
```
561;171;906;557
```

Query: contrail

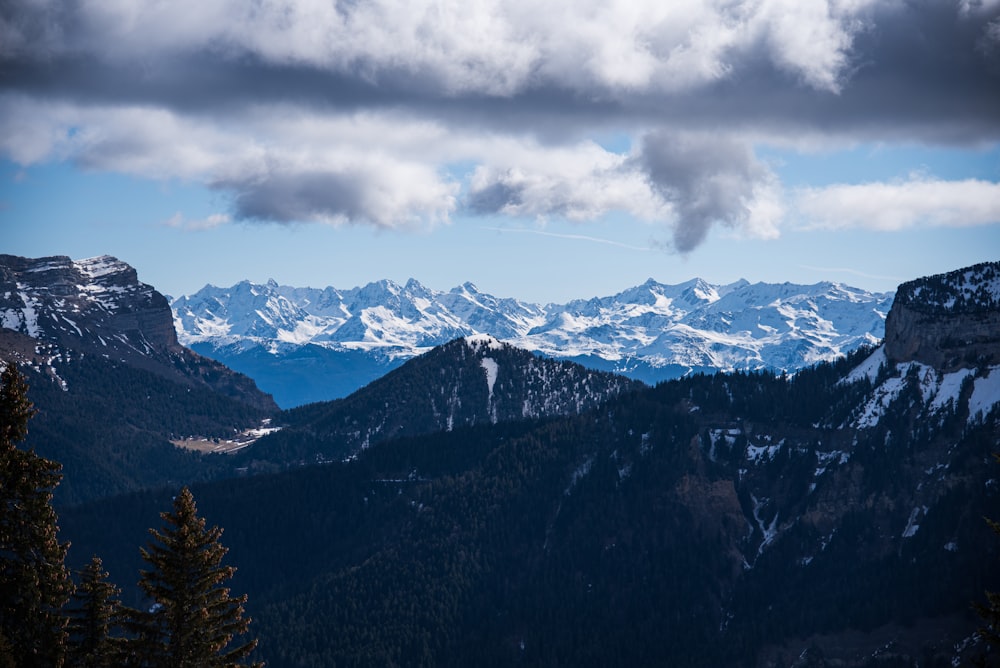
482;226;654;252
799;265;903;283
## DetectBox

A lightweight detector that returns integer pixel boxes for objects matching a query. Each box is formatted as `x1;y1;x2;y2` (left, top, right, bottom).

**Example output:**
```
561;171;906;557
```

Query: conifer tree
974;453;1000;667
0;361;72;666
66;556;124;668
127;486;261;667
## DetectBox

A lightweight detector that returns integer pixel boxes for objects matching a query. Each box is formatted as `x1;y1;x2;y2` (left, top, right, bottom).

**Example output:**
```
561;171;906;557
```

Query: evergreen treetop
128;486;261;668
66;555;124;668
0;361;72;667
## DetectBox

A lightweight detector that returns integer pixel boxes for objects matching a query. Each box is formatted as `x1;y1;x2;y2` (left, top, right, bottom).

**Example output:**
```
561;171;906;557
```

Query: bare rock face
0;254;179;351
0;254;276;411
884;261;1000;371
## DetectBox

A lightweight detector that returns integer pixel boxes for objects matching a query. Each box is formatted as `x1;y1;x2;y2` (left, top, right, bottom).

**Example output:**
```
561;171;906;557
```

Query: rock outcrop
884;261;1000;371
0;254;276;411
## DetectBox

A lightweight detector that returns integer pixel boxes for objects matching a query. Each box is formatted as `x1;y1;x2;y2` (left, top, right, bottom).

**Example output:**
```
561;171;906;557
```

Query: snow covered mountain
0;253;273;410
172;276;893;407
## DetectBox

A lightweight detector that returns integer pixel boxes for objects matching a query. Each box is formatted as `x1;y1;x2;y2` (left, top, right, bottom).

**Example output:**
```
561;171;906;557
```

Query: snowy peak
173;275;893;404
0;254;276;411
174;278;546;356
895;260;1000;314
463;333;504;353
1;254;176;351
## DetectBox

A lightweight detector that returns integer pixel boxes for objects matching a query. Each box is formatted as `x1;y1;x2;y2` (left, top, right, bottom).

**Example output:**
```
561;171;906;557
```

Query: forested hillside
61;343;1000;666
237;336;644;471
20;353;273;505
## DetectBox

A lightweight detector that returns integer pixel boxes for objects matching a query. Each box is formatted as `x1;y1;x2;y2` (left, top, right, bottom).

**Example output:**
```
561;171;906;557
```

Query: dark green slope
60;347;1000;666
234;336;644;471
21;354;273;505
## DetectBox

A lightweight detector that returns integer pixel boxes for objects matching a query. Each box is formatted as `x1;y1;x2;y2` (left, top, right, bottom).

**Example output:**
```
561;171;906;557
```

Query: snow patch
16;289;40;337
74;255;125;279
708;428;741;461
466;333;503;351
751;494;780;558
851;366;913;428
929;367;975;413
902;506;928;538
481;357;498;402
968;367;1000;424
843;345;887;385
564;457;595;495
746;439;783;463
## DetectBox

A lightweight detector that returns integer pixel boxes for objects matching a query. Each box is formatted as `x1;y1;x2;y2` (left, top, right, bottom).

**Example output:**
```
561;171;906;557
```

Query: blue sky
2;0;999;303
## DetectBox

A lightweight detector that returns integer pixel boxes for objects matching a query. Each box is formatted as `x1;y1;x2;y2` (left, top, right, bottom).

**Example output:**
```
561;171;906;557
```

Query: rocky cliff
0;254;276;411
884;261;1000;370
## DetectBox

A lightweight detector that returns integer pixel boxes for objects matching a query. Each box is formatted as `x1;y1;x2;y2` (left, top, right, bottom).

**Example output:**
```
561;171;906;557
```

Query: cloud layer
2;0;999;245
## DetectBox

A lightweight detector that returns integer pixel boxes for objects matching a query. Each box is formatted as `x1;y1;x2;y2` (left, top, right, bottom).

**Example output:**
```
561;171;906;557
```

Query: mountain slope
0;254;278;504
237;334;645;469
1;254;276;410
173;276;892;407
61;261;1000;667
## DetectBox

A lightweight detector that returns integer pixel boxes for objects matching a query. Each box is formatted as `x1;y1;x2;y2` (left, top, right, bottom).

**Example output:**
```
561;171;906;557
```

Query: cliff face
884;261;1000;370
0;254;276;411
0;254;180;351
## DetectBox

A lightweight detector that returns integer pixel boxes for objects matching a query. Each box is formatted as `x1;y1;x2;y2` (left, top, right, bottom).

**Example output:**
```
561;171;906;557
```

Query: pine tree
66;556;124;668
0;361;72;666
974;453;1000;667
126;486;261;667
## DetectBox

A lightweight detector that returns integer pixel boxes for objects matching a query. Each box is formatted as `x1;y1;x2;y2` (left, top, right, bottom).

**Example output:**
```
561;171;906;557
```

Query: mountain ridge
238;334;645;470
1;254;276;411
173;275;892;407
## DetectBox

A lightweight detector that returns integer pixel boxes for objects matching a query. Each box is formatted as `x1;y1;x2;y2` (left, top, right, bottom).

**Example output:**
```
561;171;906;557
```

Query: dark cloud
220;170;368;225
0;0;998;244
638;132;771;252
465;180;523;215
1;1;997;141
211;160;457;229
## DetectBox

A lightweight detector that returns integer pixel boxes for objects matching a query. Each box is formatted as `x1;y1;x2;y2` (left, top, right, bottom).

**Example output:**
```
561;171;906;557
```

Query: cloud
217;160;458;229
162;212;232;231
464;141;667;222
0;0;998;250
638;132;783;251
0;0;870;96
0;97;460;227
795;177;1000;230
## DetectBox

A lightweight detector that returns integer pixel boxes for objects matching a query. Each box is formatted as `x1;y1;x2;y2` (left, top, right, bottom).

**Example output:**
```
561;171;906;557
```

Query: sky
2;0;1000;305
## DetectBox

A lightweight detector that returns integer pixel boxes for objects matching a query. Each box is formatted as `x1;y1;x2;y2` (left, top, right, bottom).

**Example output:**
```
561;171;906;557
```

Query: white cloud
162;212;232;231
795;177;1000;230
0;96;461;228
1;0;997;248
746;0;873;92
5;0;871;96
466;141;667;222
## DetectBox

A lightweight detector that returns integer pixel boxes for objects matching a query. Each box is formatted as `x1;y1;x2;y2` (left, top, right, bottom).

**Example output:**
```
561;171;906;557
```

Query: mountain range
0;254;643;502
55;260;1000;667
4;252;1000;665
172;276;893;407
